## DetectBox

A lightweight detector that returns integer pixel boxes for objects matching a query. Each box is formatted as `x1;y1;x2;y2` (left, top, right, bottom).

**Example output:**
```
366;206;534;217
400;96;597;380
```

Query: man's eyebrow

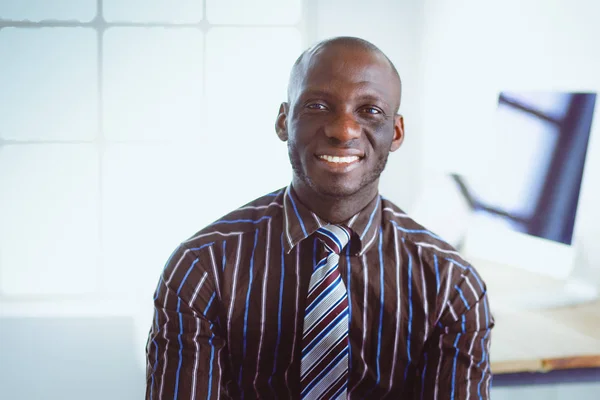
357;94;390;104
353;93;393;110
297;89;390;103
296;88;335;99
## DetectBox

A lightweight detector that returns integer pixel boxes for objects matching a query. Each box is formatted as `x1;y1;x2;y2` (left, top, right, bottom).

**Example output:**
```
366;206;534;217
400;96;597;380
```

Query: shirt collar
282;185;382;256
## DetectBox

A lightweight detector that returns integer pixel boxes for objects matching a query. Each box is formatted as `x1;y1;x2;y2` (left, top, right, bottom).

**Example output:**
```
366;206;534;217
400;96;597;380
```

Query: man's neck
291;178;379;224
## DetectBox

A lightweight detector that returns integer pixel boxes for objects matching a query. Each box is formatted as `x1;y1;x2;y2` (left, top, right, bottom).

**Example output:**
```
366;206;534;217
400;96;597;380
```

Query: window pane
103;28;203;141
201;102;293;194
204;27;298;193
102;140;291;295
0;0;96;21
102;143;237;294
0;144;99;296
206;27;300;104
466;104;558;217
0;28;97;141
103;0;203;23
206;0;301;25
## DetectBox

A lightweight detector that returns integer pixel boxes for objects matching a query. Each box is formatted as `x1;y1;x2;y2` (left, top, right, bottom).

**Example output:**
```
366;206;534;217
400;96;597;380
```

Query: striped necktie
300;224;352;400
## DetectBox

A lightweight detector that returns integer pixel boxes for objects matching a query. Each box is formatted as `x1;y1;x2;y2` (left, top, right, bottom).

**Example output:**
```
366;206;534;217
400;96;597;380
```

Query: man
146;37;493;399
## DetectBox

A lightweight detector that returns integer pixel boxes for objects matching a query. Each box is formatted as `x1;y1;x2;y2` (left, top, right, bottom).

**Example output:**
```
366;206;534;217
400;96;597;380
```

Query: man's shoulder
382;198;489;309
381;196;472;268
182;187;286;249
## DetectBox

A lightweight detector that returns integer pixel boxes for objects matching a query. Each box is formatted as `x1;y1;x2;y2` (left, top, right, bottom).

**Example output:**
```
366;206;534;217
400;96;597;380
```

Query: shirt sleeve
145;244;226;400
418;261;494;400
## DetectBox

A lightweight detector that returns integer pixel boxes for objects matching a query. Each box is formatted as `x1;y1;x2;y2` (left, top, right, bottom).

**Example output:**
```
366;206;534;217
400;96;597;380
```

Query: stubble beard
288;145;389;199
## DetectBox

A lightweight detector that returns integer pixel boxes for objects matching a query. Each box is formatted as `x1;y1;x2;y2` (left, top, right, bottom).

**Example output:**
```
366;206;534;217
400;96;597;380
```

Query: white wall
418;0;600;397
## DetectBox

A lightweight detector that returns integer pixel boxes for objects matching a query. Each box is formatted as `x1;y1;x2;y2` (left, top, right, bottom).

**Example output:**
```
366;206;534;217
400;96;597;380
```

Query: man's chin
309;180;363;199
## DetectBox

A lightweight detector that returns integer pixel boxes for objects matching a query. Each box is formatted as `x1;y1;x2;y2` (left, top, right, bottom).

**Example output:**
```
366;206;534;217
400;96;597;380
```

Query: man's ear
390;114;405;152
275;102;289;142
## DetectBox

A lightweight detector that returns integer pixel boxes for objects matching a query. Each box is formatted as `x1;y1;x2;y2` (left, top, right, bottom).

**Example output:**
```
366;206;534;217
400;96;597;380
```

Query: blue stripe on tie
318;227;343;251
445;258;485;291
391;220;444;241
343;226;351;243
301;347;349;397
212;216;271;226
301;308;347;358
222;241;227;271
207;322;215;400
331;381;347;399
461;315;466;333
301;307;348;357
360;199;380;239
312;256;329;274
177;258;199;294
288;190;308;237
240;229;260;391
434;254;440;294
308;261;338;296
455;285;471;311
174;297;184;399
269;233;286;394
451;333;462;400
346;245;352;378
420;352;428;400
305;274;343;314
303;332;347;375
404;239;413;382
302;295;346;351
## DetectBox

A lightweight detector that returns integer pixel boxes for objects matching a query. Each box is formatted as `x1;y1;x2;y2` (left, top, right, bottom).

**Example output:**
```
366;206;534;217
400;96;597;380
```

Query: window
0;1;305;301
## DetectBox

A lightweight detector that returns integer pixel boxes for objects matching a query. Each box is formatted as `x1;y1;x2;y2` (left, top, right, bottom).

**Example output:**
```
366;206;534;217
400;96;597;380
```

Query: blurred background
1;0;599;399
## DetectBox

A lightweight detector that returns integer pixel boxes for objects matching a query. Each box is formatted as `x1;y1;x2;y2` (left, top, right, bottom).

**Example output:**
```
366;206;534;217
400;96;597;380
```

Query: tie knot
315;224;352;255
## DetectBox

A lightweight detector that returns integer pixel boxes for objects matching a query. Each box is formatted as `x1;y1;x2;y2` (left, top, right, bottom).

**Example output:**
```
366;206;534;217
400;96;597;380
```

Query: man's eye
361;107;382;115
306;103;327;110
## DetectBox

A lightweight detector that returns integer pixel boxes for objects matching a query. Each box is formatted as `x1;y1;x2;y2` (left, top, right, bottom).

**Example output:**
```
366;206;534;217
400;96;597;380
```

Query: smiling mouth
317;155;362;164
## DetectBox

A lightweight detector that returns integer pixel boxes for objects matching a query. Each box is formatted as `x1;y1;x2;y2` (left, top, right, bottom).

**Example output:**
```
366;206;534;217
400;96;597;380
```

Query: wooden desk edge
493;355;600;374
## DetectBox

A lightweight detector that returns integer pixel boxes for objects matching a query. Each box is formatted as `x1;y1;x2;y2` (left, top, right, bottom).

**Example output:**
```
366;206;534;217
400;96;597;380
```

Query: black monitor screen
453;91;597;245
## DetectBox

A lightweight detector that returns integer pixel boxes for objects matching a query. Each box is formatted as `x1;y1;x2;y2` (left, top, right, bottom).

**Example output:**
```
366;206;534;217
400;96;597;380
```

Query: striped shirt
146;186;494;399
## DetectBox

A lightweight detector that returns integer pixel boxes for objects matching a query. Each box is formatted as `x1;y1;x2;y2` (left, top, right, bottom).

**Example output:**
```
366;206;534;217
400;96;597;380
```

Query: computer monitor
460;92;596;246
412;91;599;309
463;91;598;308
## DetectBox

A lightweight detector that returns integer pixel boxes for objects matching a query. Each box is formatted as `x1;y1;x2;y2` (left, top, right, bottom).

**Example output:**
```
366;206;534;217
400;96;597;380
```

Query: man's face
277;45;404;198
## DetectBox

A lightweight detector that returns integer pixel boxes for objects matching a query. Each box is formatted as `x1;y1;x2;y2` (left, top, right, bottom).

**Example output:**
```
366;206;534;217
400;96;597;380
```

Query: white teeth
318;155;360;163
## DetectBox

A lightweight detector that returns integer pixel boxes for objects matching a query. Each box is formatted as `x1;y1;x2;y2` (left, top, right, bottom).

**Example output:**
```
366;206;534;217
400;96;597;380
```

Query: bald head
287;37;402;113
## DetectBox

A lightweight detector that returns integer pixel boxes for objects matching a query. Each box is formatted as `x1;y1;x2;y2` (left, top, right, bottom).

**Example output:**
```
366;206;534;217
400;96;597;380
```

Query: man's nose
324;113;361;143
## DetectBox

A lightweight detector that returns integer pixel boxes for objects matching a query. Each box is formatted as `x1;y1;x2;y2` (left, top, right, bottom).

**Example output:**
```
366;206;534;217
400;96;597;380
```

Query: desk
491;300;600;385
